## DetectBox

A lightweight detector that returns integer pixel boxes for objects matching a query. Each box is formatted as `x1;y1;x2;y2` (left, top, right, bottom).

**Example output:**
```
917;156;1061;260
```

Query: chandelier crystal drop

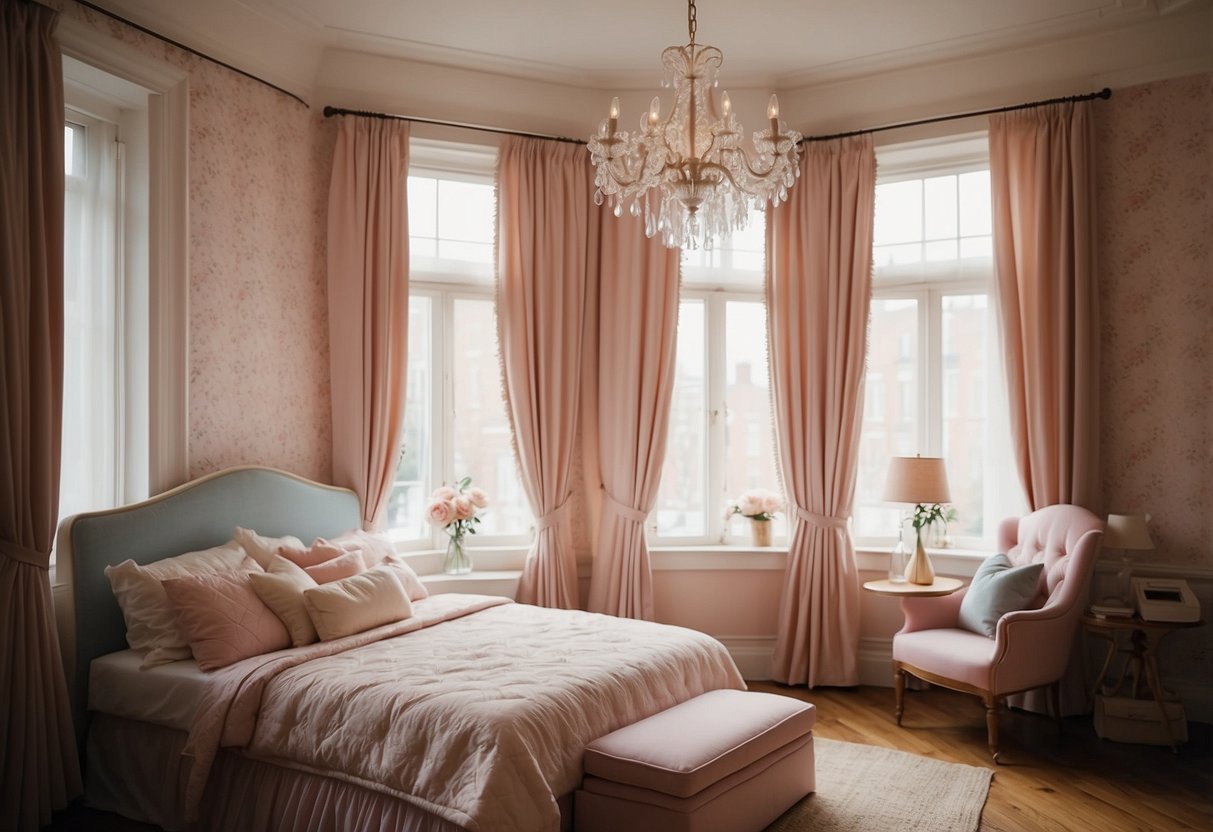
588;0;802;250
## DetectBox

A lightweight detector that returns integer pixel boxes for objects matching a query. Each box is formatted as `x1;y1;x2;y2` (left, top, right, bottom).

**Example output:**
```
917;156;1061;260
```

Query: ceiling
87;0;1211;97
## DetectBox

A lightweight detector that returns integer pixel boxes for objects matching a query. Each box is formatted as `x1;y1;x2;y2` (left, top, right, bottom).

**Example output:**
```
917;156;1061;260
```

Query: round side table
862;577;964;597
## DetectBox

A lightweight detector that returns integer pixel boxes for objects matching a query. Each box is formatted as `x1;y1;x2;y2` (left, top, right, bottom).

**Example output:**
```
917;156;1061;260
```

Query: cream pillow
235;527;305;569
105;540;257;668
248;556;321;647
302;565;414;642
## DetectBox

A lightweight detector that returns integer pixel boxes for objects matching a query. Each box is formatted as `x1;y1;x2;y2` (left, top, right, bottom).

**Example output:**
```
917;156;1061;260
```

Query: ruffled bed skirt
85;714;572;831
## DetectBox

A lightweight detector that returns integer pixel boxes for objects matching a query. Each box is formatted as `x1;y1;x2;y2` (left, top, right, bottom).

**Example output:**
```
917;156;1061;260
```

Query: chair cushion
958;553;1044;637
894;628;999;690
583;690;816;799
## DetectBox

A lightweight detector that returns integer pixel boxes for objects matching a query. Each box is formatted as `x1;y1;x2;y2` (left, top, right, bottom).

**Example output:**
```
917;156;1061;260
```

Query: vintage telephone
1130;577;1200;623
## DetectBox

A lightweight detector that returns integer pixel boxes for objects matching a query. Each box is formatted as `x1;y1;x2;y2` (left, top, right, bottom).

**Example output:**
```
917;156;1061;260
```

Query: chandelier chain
688;0;697;45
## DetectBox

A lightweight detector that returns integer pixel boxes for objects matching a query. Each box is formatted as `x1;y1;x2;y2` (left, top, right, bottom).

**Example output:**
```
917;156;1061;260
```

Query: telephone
1131;577;1200;623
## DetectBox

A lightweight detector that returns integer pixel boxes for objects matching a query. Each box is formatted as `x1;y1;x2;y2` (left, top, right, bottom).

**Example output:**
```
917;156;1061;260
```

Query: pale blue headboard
59;466;361;728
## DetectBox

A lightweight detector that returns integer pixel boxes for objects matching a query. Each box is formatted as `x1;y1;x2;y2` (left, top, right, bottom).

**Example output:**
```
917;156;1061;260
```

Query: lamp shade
1105;513;1154;550
883;456;951;505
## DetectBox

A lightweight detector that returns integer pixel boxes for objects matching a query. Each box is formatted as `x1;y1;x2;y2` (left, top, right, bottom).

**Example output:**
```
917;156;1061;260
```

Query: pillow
248;556;320;647
329;528;395;568
162;571;291;671
105;540;258;668
381;553;430;601
958;553;1044;638
278;539;346;570
303;565;414;641
304;548;367;584
234;527;305;569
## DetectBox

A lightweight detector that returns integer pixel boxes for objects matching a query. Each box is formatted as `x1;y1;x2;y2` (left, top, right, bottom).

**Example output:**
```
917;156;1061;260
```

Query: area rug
765;738;993;832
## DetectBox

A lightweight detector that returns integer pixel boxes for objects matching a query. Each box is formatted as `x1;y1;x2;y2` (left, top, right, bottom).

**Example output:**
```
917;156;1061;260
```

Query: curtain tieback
794;508;848;531
603;491;648;525
535;500;573;532
0;538;50;569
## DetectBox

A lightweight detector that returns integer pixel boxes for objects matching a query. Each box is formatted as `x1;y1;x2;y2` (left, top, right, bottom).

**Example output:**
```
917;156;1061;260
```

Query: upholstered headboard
56;466;361;729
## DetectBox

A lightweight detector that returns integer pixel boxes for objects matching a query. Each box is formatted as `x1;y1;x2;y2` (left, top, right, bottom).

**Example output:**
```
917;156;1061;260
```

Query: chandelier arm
729;146;799;182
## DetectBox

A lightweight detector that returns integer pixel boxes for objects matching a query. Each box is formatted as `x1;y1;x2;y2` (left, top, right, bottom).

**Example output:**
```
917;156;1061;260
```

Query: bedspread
184;595;744;832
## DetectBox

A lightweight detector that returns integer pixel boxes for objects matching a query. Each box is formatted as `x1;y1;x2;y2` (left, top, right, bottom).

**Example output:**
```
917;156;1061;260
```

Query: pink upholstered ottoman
574;690;816;832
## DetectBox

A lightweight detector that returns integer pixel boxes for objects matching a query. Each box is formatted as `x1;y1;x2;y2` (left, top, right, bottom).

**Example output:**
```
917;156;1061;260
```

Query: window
853;135;1021;549
654;211;785;545
385;141;528;548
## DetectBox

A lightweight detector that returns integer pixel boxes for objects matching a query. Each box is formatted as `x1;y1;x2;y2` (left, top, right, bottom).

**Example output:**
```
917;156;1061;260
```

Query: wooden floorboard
47;683;1213;831
751;681;1213;832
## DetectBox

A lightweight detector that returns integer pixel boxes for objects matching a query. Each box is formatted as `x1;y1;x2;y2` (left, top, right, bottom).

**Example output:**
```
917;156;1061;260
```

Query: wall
55;0;336;485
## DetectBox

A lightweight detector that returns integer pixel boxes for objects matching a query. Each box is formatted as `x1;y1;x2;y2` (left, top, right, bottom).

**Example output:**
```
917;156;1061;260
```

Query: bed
56;466;745;831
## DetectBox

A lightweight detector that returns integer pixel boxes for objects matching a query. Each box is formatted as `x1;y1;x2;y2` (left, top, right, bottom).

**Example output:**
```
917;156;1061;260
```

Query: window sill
649;543;991;577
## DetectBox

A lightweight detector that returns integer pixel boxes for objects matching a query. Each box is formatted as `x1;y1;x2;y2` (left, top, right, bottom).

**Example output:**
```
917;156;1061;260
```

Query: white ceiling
87;0;1212;96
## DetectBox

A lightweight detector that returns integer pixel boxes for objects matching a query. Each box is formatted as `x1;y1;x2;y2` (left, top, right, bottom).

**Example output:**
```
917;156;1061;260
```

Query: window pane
941;294;988;540
723;301;784;540
958;170;991;237
853;298;919;540
408;176;437;239
682;208;765;287
438;180;494;244
923;175;957;241
451;298;528;536
657;300;707;537
387;298;433;538
874;180;922;245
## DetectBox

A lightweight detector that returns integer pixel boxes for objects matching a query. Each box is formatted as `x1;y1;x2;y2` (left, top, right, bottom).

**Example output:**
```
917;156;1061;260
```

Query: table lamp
883;455;952;585
1105;512;1153;602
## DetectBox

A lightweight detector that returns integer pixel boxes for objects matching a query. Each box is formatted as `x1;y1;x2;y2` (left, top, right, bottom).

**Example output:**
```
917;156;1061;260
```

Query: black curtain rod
69;0;309;107
322;106;588;145
801;87;1112;143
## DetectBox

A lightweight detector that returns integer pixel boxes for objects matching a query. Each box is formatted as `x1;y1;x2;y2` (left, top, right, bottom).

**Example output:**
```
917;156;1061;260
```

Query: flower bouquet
426;476;489;574
727;489;783;546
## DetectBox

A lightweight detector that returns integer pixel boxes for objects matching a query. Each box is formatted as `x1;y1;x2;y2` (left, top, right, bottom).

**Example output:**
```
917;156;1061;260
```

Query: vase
889;529;908;583
444;534;472;575
750;518;772;547
904;530;935;585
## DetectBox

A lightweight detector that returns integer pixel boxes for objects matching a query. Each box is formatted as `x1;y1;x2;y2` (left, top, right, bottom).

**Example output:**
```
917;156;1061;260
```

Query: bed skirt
85;714;573;831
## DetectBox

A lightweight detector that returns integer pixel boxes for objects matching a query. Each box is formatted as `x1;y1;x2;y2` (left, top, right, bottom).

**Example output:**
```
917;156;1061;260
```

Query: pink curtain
0;2;83;827
497;137;591;609
585;209;681;620
767;136;876;687
990;102;1099;511
327;117;410;529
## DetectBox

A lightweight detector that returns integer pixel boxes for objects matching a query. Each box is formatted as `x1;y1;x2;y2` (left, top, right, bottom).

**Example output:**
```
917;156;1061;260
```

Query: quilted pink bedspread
184;595;744;832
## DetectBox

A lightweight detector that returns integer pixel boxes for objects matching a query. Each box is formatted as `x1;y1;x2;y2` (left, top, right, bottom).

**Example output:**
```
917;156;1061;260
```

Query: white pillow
302;565;414;642
248;556;321;647
235;526;305;570
105;540;258;668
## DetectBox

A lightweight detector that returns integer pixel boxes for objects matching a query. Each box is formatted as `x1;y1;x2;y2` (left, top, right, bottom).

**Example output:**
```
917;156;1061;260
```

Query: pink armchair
892;505;1104;761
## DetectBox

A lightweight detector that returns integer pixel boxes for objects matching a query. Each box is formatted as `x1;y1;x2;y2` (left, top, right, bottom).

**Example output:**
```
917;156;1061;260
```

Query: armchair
892;505;1104;761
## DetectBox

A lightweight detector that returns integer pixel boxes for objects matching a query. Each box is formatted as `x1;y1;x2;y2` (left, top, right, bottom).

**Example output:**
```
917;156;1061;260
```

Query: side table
1081;612;1203;751
862;577;964;598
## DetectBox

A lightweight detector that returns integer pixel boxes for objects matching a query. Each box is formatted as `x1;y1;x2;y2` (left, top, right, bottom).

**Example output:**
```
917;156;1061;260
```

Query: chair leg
1048;682;1063;735
984;696;1001;763
894;667;906;726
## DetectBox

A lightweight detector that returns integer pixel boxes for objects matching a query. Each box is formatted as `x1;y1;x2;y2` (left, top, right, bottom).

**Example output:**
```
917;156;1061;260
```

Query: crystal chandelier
588;0;802;250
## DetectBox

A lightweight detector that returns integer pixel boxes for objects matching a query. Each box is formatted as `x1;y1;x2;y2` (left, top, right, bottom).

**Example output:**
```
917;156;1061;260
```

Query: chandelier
588;0;802;250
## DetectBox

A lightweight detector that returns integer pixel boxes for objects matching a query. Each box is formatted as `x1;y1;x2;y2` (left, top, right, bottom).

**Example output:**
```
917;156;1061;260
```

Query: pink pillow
329;528;396;568
278;540;346;569
162;572;290;671
381;554;430;601
303;549;367;584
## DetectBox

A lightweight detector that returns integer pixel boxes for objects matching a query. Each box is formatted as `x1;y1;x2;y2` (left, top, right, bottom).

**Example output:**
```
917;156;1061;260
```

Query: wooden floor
48;684;1213;832
751;681;1213;832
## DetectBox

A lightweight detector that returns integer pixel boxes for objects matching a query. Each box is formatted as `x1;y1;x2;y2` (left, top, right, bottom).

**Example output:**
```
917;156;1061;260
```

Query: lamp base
905;534;935;585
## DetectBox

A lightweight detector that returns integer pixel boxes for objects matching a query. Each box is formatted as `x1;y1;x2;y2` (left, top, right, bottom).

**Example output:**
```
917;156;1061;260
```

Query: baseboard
718;635;896;688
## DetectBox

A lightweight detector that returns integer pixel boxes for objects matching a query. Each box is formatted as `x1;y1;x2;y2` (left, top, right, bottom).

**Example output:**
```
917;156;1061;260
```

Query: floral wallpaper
1095;72;1212;570
56;1;335;485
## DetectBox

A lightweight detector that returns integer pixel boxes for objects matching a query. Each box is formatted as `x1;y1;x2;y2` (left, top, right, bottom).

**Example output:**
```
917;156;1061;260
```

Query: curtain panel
496;137;591;609
990;101;1100;512
0;1;83;827
766;136;876;687
326;116;410;530
584;208;681;620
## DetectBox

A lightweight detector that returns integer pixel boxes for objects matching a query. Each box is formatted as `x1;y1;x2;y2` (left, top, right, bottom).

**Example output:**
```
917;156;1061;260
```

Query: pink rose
467;487;489;508
432;486;457;501
453;496;474;520
761;492;783;515
737;493;763;517
426;500;455;528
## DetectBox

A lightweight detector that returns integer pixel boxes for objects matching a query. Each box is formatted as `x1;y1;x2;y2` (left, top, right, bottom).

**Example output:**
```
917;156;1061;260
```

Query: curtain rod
801;87;1112;143
322;106;588;145
69;0;309;107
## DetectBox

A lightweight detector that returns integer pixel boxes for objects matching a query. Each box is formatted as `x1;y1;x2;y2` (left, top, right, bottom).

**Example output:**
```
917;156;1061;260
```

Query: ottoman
574;689;816;832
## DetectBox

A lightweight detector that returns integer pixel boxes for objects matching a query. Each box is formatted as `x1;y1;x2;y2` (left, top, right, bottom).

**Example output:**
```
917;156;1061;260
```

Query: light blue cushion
958;554;1043;637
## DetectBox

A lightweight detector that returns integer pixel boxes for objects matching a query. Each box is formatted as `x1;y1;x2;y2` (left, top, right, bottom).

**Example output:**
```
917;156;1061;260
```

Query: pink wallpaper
1096;72;1212;569
57;1;335;485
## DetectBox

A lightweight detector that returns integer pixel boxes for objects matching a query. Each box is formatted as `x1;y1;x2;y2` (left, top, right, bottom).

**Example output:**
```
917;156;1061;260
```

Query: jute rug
765;738;993;832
